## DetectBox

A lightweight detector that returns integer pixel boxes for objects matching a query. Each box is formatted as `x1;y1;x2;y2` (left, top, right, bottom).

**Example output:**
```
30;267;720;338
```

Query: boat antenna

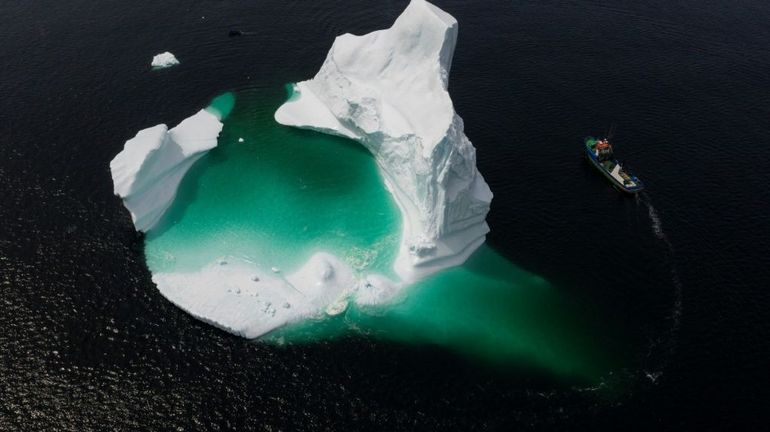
606;123;616;140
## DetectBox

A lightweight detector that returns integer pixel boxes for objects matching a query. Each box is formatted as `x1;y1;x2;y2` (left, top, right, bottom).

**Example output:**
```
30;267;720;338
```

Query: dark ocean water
1;0;769;430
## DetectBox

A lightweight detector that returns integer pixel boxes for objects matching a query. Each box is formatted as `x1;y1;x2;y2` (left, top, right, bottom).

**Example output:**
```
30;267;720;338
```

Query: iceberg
151;52;179;69
110;108;223;232
111;0;492;340
275;0;492;282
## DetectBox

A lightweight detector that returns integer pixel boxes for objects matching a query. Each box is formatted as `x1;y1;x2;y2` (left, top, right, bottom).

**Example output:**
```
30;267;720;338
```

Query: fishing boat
584;137;644;193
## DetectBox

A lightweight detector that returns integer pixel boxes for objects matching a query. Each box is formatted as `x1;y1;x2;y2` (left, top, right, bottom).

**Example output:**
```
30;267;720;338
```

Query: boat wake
645;197;667;241
636;192;683;382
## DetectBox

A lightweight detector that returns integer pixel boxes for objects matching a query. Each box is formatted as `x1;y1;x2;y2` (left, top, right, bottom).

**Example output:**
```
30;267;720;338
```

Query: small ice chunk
271;267;280;273
151;52;180;69
325;299;348;316
238;137;244;143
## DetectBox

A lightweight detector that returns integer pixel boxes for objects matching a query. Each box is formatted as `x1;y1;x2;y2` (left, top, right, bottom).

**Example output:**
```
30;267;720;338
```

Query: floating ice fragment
325;299;348;316
150;52;179;69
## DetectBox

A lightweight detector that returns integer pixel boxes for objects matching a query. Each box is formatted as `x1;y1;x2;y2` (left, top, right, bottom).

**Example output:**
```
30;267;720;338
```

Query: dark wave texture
1;0;769;430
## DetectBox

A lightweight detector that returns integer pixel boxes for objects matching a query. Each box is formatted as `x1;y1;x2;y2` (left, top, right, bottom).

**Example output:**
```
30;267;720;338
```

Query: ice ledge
110;108;223;232
154;253;401;338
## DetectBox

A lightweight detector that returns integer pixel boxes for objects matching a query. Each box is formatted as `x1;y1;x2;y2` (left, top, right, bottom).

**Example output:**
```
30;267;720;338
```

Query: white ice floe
110;107;224;232
151;52;179;69
275;0;492;282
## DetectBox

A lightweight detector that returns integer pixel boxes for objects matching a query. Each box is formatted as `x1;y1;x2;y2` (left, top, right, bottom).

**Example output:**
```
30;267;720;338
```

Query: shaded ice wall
275;0;493;282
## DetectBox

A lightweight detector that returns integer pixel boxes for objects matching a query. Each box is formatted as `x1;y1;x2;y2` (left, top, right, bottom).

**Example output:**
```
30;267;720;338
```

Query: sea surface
1;0;769;430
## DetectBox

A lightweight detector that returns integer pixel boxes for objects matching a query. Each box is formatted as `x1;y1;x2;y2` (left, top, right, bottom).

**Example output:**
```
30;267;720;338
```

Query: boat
584;137;644;193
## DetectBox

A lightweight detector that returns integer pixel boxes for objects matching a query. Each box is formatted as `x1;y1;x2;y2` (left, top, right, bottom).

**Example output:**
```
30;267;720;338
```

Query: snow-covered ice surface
154;253;364;338
110;108;223;232
275;0;492;282
112;0;491;340
151;52;179;68
152;252;404;338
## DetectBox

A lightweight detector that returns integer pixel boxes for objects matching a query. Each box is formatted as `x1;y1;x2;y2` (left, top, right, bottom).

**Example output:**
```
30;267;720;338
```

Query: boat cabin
595;139;614;161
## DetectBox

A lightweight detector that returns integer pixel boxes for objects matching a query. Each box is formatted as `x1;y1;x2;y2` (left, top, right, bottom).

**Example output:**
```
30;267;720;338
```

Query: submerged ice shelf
112;0;492;340
276;0;492;282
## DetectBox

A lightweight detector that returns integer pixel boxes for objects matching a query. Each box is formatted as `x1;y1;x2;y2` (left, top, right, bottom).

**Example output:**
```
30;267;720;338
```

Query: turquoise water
268;245;617;379
145;89;620;381
205;92;236;120
146;90;401;277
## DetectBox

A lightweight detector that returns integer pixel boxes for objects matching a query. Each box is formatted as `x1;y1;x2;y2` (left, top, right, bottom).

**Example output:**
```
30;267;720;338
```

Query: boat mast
606;123;616;140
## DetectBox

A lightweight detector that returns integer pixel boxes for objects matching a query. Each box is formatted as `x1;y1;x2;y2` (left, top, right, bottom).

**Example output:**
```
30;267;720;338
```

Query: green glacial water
145;89;619;381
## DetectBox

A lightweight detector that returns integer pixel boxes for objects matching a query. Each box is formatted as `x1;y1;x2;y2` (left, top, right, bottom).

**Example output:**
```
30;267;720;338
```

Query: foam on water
636;192;684;382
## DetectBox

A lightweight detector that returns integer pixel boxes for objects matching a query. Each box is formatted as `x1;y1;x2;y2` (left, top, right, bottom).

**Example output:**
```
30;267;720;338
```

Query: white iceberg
151;52;179;69
275;0;492;282
111;0;492;339
110;108;223;232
